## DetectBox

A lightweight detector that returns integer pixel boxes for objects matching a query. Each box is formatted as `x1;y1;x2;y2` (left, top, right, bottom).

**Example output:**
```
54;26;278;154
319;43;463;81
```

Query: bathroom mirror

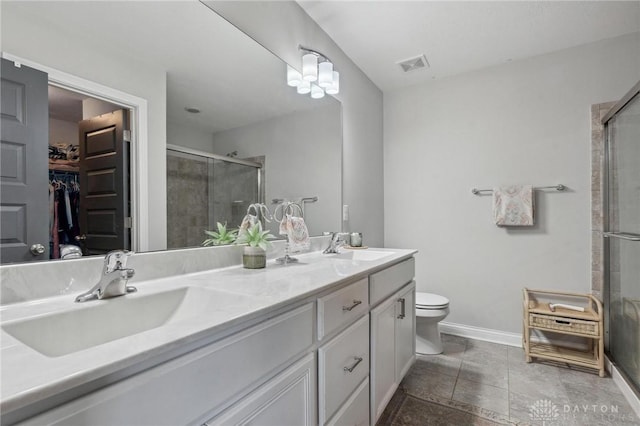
0;1;342;264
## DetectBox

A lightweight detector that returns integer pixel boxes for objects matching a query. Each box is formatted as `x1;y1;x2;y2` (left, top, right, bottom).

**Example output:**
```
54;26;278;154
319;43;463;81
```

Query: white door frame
1;52;150;252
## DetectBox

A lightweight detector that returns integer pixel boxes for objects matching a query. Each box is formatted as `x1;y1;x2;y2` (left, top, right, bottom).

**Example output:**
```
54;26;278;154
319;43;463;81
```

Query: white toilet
415;292;450;355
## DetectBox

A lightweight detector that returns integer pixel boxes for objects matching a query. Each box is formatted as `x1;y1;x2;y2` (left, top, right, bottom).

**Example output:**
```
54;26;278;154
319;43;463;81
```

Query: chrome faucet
323;232;348;254
75;250;137;302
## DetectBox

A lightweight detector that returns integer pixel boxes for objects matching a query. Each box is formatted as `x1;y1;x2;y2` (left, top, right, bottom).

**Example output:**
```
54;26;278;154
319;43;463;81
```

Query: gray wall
211;104;342;237
210;1;385;247
1;5;168;251
384;32;640;333
49;118;78;146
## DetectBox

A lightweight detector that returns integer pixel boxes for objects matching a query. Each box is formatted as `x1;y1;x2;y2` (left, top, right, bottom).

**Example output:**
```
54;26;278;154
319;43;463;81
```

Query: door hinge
123;130;131;143
125;217;132;229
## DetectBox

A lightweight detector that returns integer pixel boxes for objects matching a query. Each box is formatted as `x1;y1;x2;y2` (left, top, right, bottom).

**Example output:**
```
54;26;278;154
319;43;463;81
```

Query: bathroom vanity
0;247;416;425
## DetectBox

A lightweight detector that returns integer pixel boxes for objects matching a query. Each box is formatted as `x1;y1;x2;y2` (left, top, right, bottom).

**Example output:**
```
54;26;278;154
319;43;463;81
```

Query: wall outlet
342;205;349;221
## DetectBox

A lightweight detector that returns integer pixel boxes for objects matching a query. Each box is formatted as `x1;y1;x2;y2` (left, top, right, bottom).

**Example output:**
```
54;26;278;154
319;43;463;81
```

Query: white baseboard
440;322;640;418
439;321;522;347
606;356;640;418
440;322;589;350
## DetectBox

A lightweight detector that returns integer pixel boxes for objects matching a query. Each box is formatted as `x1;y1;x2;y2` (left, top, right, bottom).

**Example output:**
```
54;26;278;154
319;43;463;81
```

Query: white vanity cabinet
7;252;417;426
369;258;416;424
17;304;315;426
317;278;371;426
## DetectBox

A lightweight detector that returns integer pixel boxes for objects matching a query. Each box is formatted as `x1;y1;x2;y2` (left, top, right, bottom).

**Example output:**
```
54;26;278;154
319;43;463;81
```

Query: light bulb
318;61;333;88
297;80;311;94
311;84;325;99
302;53;318;82
286;65;301;87
325;71;340;95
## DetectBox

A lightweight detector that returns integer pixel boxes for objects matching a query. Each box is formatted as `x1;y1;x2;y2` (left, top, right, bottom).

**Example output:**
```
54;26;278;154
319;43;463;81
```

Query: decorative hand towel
239;203;272;235
492;185;534;226
279;214;310;253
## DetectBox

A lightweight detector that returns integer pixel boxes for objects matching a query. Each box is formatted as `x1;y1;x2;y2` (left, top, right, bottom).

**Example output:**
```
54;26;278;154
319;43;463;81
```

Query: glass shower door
605;87;640;392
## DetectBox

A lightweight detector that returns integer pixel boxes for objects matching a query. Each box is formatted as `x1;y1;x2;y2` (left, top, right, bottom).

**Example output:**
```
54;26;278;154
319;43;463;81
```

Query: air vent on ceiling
396;54;430;73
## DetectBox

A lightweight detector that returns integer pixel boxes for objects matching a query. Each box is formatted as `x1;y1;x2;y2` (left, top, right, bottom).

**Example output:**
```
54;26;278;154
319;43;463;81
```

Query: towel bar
471;184;565;195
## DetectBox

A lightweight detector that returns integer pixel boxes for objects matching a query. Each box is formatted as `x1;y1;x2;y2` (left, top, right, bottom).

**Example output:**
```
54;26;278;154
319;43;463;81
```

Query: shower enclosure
603;82;640;394
166;145;262;249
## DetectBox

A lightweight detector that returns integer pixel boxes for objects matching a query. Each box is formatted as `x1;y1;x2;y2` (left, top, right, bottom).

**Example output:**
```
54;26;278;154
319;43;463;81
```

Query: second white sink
2;287;253;357
334;250;394;262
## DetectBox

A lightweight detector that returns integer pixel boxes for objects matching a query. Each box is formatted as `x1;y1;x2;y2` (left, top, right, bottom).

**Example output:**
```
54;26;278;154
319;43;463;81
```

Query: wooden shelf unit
523;288;605;377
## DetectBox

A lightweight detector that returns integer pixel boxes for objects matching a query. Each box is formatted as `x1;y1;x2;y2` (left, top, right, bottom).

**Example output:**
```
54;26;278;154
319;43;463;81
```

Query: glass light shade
302;53;318;82
310;84;325;99
318;61;334;88
297;80;311;94
325;71;340;95
286;65;302;87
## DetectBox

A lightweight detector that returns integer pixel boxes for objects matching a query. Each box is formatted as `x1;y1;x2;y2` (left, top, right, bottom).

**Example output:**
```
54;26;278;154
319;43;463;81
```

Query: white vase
243;246;266;269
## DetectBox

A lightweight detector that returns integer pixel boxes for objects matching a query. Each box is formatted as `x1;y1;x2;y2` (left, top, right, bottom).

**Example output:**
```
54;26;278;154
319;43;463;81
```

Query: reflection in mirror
166;147;263;249
0;1;342;263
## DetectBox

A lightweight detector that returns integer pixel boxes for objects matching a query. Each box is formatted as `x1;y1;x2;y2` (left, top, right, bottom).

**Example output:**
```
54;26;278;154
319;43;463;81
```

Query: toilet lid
416;292;449;309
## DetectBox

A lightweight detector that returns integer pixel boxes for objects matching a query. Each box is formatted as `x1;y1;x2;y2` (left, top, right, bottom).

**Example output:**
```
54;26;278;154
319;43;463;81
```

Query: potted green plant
202;222;238;246
235;222;275;269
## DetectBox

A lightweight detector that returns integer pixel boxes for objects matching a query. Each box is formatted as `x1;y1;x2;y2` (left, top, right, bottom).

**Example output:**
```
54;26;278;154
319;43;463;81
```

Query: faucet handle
104;250;132;272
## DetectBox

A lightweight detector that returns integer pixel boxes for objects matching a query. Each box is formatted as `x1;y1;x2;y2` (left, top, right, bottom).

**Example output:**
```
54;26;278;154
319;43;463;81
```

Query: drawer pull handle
397;297;406;319
555;320;571;325
342;300;362;312
343;356;363;373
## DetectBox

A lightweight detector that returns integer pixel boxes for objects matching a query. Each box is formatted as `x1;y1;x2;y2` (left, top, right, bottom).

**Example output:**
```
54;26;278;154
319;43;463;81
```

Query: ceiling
298;1;640;92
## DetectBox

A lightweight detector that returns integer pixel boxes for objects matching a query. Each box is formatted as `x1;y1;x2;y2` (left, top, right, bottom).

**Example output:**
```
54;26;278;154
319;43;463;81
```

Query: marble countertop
0;248;415;417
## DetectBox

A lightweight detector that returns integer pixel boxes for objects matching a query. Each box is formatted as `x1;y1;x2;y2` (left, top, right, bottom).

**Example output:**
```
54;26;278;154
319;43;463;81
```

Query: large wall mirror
0;1;342;264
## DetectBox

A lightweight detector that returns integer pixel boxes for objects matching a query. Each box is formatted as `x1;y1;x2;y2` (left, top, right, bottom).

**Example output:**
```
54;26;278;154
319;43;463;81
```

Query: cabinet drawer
318;278;369;340
18;303;314;426
319;315;370;425
206;354;316;426
326;378;369;426
369;258;415;306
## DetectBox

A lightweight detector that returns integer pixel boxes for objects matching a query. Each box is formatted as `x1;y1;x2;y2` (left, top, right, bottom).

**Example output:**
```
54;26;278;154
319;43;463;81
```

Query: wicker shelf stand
523;288;605;377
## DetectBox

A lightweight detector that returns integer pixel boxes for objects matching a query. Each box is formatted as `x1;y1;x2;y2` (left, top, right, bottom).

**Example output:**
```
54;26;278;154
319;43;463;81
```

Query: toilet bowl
415;292;450;355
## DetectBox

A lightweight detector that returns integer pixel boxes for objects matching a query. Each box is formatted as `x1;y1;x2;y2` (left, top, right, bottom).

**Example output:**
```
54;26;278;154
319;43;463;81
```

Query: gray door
78;109;130;255
0;58;49;263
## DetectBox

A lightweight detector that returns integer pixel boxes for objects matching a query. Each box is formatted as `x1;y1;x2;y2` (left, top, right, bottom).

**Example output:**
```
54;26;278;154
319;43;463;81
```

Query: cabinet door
395;282;416;381
207;354;316;426
370;296;397;424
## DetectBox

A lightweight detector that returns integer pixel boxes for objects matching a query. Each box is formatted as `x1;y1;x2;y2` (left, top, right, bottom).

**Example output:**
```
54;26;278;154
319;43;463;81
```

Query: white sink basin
334;250;393;262
2;287;253;357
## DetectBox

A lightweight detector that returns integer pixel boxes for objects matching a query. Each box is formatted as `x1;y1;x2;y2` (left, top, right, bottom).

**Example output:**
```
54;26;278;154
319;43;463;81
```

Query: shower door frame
602;81;640;392
166;144;265;241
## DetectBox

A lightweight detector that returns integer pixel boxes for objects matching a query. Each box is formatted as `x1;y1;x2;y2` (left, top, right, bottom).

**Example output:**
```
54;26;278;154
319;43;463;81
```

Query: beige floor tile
401;368;457;400
459;359;509;389
415;353;462;378
453;378;510;415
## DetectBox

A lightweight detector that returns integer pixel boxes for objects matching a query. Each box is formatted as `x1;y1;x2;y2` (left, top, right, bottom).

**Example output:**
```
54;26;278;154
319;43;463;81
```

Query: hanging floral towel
280;214;310;252
492;185;534;226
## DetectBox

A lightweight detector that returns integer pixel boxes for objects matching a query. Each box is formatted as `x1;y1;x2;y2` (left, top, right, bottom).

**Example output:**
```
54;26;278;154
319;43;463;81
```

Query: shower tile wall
167;153;209;249
210;159;260;229
591;101;616;299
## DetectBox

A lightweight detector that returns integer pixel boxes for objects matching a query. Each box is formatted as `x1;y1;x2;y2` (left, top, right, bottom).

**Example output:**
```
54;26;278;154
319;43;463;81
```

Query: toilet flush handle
397;298;406;319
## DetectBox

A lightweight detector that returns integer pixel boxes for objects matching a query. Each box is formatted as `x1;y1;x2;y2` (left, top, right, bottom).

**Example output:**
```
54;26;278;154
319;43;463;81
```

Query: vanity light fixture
287;45;339;98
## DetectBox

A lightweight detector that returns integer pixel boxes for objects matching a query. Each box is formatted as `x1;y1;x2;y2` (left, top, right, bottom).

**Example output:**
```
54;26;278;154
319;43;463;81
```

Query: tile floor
379;334;639;425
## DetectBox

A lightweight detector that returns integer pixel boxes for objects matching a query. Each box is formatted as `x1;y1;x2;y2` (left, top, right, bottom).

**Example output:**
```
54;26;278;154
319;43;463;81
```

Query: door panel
0;58;49;263
370;296;397;424
78;110;129;254
606;90;640;390
395;282;416;381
